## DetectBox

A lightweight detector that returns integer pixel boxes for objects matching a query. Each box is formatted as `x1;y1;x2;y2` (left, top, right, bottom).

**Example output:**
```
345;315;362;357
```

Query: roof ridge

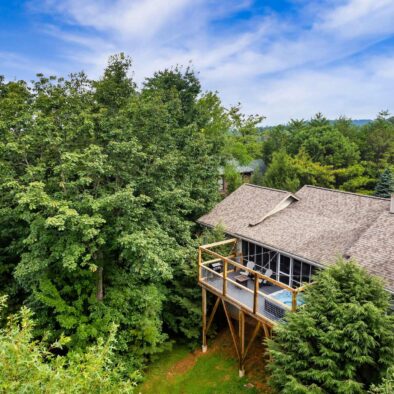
299;185;390;202
243;183;289;194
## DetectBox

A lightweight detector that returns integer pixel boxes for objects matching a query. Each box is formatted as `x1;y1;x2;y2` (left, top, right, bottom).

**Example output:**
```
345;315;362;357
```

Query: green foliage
0;55;229;366
224;107;264;165
369;366;394;394
262;150;300;192
289;115;360;168
267;260;394;393
261;112;394;194
224;163;243;194
359;112;394;167
374;168;394;198
262;148;335;192
262;125;289;165
0;296;140;393
139;344;260;394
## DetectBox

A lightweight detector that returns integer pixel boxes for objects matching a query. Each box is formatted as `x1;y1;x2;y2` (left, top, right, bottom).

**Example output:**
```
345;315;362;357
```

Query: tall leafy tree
224;107;264;164
262;150;300;192
0;55;228;367
260;112;392;195
359;111;394;166
267;260;394;394
262;149;334;192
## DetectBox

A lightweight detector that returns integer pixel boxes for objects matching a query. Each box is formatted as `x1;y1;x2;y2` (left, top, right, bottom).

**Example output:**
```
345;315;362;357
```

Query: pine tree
267;260;394;394
375;168;394;198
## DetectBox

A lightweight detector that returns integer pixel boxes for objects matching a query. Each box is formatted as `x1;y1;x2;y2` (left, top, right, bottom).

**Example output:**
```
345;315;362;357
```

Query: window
292;259;301;288
302;263;311;283
279;255;291;285
242;240;248;263
249;243;255;262
240;240;320;288
311;265;319;280
241;241;277;272
261;247;277;273
255;245;262;267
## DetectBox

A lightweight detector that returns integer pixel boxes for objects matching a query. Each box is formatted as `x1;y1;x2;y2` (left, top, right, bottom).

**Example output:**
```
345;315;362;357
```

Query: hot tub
264;289;304;320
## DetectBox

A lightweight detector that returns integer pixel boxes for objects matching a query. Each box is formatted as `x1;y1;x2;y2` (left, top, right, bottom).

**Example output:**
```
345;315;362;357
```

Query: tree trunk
96;266;104;301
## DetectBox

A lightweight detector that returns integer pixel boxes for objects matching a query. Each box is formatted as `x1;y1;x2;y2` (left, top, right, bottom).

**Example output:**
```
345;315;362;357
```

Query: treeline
0;54;239;383
225;112;394;196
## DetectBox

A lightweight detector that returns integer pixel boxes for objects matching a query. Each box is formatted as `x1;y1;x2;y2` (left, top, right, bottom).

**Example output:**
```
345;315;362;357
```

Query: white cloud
20;0;394;122
317;0;394;38
241;54;394;123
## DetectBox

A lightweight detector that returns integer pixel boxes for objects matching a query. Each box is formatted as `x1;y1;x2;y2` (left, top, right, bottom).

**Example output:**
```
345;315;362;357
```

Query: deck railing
198;238;306;324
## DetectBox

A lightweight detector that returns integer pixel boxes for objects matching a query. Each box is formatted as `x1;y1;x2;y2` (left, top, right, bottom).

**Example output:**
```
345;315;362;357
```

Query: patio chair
260;268;274;286
240;261;255;276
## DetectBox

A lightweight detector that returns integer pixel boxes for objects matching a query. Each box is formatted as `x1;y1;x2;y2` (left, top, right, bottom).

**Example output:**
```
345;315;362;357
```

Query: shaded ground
138;327;272;394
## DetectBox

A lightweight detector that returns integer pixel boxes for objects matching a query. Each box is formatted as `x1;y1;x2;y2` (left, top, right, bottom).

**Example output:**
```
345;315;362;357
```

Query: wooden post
253;273;259;314
222;299;240;360
239;310;245;377
198;248;202;282
202;288;207;352
242;322;261;364
291;291;297;312
206;296;220;334
262;322;270;339
223;260;227;297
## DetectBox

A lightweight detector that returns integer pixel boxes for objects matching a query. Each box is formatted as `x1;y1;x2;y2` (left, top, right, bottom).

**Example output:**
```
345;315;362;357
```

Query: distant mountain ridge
262;119;372;128
349;119;372;126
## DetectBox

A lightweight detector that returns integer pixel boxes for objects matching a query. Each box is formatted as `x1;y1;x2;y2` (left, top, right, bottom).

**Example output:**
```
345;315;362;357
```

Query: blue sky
0;0;393;123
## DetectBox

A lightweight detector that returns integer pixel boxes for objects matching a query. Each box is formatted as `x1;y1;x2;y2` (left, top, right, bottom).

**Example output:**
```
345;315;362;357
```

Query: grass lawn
138;329;271;394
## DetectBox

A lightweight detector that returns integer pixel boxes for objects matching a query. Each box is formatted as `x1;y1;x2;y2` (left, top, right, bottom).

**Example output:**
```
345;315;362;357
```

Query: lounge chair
253;268;274;287
260;268;274;286
240;261;255;276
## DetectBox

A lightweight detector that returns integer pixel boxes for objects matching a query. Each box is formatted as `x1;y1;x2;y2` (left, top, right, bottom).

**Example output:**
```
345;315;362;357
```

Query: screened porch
198;238;311;325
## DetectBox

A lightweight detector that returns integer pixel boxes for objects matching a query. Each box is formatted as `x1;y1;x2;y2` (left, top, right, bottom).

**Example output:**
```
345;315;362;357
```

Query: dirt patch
166;349;201;377
208;326;273;393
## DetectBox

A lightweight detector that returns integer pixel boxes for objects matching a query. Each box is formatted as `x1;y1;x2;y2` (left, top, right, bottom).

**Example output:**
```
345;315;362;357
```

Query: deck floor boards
202;271;287;322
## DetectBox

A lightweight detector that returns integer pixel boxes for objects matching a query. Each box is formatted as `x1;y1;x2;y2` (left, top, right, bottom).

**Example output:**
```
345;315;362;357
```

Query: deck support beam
198;237;304;377
200;284;275;377
262;321;271;339
206;297;220;334
242;321;261;364
238;310;245;377
202;287;207;352
222;299;240;360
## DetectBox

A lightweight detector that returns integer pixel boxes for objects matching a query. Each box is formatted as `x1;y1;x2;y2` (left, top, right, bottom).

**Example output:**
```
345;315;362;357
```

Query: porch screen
241;239;319;288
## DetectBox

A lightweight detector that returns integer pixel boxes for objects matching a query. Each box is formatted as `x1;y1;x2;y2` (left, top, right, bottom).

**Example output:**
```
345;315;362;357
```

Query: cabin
197;184;394;376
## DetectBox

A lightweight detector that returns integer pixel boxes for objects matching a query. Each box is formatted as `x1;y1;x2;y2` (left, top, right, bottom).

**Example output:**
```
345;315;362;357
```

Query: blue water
271;289;304;306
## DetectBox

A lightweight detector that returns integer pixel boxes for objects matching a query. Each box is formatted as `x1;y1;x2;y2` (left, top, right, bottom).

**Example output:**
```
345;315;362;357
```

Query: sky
0;0;393;124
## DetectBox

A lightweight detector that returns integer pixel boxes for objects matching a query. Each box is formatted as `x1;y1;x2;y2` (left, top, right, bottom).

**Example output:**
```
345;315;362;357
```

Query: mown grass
138;329;271;394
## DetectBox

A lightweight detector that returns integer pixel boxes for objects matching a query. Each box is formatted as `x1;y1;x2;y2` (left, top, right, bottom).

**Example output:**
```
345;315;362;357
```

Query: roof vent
391;194;394;214
249;193;299;227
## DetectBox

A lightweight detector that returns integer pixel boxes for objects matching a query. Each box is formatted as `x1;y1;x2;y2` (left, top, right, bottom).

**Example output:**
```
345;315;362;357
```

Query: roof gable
198;184;393;291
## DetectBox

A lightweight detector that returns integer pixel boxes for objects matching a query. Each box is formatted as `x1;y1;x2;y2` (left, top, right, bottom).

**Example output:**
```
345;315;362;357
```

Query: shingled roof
198;184;394;292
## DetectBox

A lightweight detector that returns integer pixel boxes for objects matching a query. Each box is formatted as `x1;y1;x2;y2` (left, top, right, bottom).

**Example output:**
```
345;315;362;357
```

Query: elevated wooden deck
198;238;306;376
201;270;286;324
